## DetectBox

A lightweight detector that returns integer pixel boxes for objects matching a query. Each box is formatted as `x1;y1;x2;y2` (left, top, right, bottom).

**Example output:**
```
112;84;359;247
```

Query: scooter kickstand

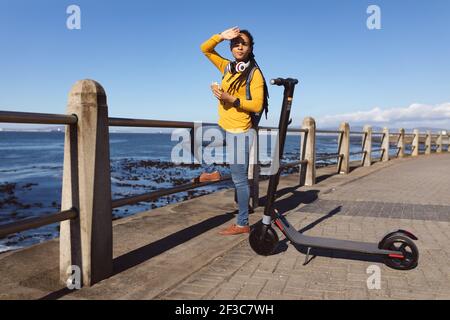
303;247;312;266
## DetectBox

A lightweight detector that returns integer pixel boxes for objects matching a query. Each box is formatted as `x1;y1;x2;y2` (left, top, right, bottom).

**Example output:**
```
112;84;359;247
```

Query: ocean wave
0;164;63;173
110;139;130;144
0;244;23;254
0;144;64;151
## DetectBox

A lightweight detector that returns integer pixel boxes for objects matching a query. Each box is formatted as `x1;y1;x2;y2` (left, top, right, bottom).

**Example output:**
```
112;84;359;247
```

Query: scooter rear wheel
381;235;419;270
249;225;279;256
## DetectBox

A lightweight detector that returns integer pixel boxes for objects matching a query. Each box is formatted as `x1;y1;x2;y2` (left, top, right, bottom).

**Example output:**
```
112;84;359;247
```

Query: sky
1;0;450;130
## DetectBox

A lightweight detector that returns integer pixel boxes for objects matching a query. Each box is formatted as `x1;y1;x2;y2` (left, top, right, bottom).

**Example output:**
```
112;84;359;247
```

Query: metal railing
111;175;233;209
317;154;343;161
1;110;449;240
0;111;79;239
316;129;343;134
0;209;77;238
0;111;307;240
0;111;77;125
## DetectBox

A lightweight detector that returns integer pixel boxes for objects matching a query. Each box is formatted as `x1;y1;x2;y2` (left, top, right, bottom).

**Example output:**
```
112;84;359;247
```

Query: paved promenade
1;153;449;300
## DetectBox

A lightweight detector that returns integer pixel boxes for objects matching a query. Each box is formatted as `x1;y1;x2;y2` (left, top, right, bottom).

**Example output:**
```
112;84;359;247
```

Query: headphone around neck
235;61;250;73
227;61;251;75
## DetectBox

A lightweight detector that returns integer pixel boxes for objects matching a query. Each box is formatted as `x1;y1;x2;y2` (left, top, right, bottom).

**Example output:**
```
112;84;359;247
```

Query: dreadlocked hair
227;30;269;117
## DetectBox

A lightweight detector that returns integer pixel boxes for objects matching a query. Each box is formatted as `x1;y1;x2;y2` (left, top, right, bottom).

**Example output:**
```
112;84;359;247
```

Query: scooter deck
276;214;401;256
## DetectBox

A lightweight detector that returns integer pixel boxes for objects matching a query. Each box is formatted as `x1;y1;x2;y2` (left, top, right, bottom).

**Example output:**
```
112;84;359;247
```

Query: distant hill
320;125;448;134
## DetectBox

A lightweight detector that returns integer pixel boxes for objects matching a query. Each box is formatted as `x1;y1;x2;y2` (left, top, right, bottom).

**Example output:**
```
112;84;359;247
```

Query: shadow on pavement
39;212;235;300
112;213;234;275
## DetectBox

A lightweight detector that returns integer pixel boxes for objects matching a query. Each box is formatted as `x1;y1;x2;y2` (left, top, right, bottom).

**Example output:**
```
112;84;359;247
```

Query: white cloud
317;102;450;129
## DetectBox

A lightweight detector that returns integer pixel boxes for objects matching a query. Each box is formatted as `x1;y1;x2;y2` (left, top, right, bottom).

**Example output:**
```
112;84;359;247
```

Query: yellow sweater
201;34;264;133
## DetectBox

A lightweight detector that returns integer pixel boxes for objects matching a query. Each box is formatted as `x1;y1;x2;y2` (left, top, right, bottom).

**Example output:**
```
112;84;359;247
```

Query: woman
201;26;268;236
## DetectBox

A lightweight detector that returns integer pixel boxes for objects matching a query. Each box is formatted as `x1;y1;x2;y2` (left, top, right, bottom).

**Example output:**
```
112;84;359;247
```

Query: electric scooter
249;78;419;270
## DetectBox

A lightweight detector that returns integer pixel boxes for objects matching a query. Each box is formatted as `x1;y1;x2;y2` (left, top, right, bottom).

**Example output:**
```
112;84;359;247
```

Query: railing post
425;130;432;155
337;122;350;174
362;125;372;167
442;131;450;152
382;127;390;162
398;128;405;158
412;129;420;157
300;117;316;186
60;79;113;287
436;132;443;153
299;128;306;186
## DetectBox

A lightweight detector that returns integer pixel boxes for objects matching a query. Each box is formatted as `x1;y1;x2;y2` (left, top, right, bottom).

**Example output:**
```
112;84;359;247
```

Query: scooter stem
263;78;299;221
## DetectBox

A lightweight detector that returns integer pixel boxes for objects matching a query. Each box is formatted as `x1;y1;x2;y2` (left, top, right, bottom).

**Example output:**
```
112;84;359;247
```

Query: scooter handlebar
270;78;299;86
270;78;284;86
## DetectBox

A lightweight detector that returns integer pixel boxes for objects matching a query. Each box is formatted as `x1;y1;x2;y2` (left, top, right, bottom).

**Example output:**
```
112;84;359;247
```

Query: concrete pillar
425;131;432;155
436;133;443;153
382;127;390;162
398;129;405;158
337;122;350;174
412;129;420;157
445;132;449;153
300;117;316;186
362;125;372;167
60;79;113;287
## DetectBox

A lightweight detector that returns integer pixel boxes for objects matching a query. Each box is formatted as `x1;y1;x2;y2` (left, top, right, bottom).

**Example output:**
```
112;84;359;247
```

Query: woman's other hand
219;91;237;105
211;84;223;100
211;85;237;105
220;27;240;41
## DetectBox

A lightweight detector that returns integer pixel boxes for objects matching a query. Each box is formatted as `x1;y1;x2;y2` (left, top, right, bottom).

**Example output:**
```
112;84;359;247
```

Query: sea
0;131;389;253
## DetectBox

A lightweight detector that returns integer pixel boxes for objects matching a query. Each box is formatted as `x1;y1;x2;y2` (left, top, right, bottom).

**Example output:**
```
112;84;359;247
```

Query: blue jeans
223;129;254;227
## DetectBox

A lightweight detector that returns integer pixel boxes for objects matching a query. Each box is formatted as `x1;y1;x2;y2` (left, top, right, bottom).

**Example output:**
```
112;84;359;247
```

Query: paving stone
235;283;266;299
210;288;240;300
163;291;205;300
283;286;324;299
260;279;288;295
346;287;369;300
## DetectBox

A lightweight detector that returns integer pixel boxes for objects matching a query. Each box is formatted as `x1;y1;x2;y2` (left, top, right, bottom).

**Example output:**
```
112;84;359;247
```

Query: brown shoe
219;224;250;236
193;171;221;184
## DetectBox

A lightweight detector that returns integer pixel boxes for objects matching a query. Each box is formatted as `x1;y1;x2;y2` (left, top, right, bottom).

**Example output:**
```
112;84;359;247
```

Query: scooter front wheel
249;224;279;256
381;235;419;270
